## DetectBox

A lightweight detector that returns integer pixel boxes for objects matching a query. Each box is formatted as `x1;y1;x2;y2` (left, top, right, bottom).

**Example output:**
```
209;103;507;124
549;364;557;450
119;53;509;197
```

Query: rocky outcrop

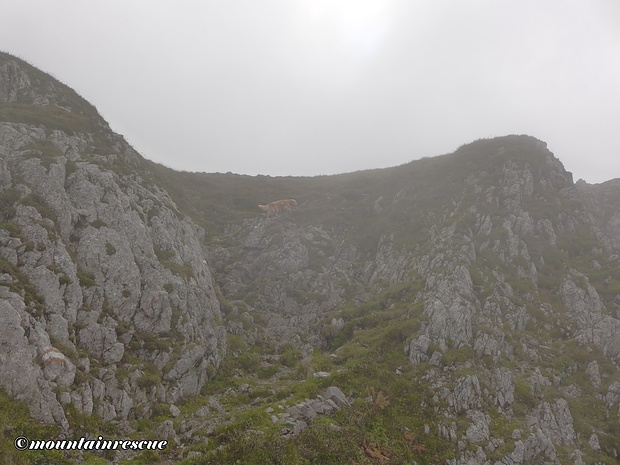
527;399;576;447
489;367;515;409
560;271;620;361
209;217;415;343
278;386;351;436
0;53;225;430
423;262;476;350
0;290;71;429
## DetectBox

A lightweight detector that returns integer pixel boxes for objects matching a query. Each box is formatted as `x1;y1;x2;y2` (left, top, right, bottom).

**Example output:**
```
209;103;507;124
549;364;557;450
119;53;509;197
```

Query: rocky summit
1;51;620;464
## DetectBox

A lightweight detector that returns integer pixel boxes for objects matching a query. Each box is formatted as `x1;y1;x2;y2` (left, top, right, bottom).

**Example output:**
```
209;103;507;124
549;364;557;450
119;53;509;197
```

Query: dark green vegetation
0;388;68;465
170;280;458;464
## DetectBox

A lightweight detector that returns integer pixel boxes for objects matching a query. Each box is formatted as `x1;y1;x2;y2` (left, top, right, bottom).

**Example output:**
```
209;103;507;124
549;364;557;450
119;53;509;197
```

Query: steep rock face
561;271;620;360
209;217;415;343
0;53;225;428
400;140;620;463
573;178;620;251
0;290;72;429
208;135;620;463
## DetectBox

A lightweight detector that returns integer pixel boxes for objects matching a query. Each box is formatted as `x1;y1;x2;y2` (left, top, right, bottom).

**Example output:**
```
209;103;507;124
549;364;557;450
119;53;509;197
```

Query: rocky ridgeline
210;137;620;463
0;54;225;430
2;52;620;464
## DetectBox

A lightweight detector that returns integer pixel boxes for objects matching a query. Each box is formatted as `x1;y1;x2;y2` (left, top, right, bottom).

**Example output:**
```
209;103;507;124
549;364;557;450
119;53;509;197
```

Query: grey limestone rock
323;386;349;407
489;367;515;408
465;410;490;443
507;439;525;464
587;360;601;389
406;334;431;365
0;291;70;429
474;332;501;359
527;399;576;447
423;264;475;349
330;317;344;331
605;381;620;418
444;375;482;414
571;449;586;465
281;386;350;423
439;422;458;443
500;159;535;211
284;385;349;434
561;272;620;361
523;427;558;464
588;433;600;450
169;404;181;418
529;368;551;396
0;55;226;428
155;420;178;442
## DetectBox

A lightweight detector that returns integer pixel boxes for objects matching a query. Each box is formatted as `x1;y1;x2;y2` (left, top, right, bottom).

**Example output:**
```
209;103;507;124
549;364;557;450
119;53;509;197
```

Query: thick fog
3;0;620;182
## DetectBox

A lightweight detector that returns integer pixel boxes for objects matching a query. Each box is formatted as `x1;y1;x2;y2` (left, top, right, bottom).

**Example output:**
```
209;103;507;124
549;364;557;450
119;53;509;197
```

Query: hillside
1;51;620;465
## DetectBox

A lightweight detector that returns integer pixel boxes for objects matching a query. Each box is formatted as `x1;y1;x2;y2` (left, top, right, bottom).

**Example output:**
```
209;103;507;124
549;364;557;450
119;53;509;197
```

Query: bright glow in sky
2;0;620;183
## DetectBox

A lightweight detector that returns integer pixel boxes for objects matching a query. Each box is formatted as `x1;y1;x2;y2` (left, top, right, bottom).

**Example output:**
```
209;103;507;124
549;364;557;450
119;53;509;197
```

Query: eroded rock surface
0;54;225;429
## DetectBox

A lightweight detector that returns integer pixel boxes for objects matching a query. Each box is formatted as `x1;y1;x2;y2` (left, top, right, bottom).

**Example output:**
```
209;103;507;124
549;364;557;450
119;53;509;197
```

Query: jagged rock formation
204;136;620;463
0;52;225;431
277;386;351;436
2;51;620;464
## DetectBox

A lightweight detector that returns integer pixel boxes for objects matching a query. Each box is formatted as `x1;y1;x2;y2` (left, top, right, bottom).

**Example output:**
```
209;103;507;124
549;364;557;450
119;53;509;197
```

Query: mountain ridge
1;51;620;465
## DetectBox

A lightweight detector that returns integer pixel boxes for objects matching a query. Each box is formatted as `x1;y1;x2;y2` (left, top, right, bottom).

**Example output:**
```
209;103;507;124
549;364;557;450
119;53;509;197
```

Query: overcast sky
2;0;620;183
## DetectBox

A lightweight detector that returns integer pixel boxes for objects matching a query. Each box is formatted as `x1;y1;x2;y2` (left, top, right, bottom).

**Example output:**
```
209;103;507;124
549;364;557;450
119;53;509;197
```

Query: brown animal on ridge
258;199;297;217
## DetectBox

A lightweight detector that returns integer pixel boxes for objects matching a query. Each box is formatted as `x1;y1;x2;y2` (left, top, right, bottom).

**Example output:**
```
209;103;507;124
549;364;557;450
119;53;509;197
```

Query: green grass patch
77;271;97;288
22;192;58;224
0;388;71;465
